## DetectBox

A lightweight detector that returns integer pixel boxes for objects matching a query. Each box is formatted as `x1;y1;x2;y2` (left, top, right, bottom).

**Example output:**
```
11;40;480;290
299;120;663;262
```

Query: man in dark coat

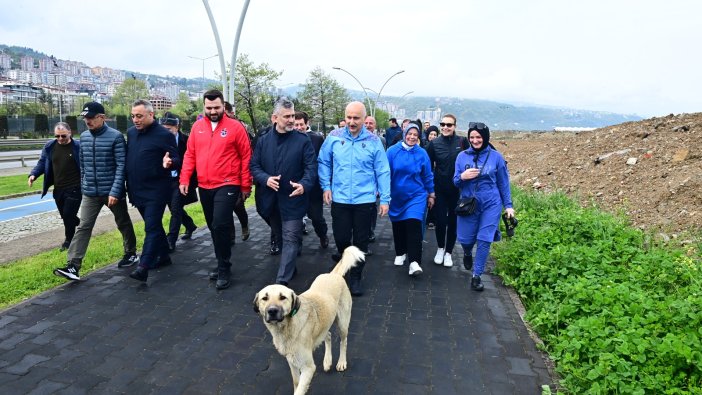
160;112;198;251
125;100;179;282
250;98;317;285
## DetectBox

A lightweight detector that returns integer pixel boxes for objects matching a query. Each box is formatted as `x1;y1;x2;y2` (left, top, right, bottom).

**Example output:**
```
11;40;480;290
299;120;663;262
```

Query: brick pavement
0;207;553;394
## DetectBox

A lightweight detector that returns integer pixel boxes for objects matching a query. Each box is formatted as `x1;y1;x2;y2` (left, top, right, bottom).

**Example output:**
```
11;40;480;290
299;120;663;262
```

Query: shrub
115;115;128;132
34;114;49;136
65;115;78;133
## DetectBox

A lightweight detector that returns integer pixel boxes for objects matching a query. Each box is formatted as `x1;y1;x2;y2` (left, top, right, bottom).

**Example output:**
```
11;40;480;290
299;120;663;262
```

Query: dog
253;246;365;395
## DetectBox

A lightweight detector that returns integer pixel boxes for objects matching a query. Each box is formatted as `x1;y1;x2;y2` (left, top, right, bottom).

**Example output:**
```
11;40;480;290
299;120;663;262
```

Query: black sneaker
118;253;139;268
241;225;250;241
208;267;219;281
270;242;281;256
471;276;484;292
368;232;376;243
463;254;473;271
54;264;80;281
129;266;148;282
181;226;196;240
320;235;329;249
216;269;231;290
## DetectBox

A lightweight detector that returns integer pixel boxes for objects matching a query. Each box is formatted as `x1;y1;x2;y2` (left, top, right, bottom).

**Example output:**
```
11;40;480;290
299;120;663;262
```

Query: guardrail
0;155;41;167
0;139;51;147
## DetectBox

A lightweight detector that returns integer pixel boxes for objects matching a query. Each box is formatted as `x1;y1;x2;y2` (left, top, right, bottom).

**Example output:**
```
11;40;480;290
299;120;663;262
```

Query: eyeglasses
439;122;455;128
54;134;68;139
469;122;487;130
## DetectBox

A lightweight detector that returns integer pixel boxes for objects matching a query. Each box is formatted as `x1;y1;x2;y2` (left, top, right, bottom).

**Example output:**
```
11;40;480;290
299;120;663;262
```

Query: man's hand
241;191;251;201
28;175;35;187
378;204;389;217
108;196;118;207
163;152;172;169
289;181;304;197
267;175;281;191
179;184;189;196
323;190;332;205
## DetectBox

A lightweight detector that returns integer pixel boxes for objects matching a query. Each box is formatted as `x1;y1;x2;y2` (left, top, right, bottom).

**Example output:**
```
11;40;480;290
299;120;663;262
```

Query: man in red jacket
179;89;252;290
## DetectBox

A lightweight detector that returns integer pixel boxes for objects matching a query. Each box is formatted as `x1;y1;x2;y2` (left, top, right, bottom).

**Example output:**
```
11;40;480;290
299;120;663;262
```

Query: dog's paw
323;356;332;372
336;360;347;372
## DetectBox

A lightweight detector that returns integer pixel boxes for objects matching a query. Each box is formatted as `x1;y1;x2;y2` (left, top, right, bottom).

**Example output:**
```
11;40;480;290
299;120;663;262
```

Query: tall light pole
332;67;404;118
188;54;218;92
373;70;404;118
332;67;372;114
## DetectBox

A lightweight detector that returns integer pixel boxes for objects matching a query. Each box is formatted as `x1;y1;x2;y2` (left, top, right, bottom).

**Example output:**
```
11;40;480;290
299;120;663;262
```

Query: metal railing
0;154;41;167
0;139;51;147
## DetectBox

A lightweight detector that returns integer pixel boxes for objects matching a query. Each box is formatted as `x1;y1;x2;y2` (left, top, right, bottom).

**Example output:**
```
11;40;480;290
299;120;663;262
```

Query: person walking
28;122;81;251
124;100;179;282
426;114;468;268
364;115;386;250
386;123;435;277
251;98;317;286
53;102;138;281
318;101;391;296
179;90;252;290
454;122;515;291
384;117;403;148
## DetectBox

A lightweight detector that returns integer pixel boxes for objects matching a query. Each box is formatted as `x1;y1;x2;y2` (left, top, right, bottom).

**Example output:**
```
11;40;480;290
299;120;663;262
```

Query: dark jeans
434;188;459;253
167;181;196;244
370;200;378;234
199;185;239;270
307;189;327;239
391;219;423;265
135;203;169;269
53;185;82;243
233;195;248;235
331;202;374;257
267;207;304;283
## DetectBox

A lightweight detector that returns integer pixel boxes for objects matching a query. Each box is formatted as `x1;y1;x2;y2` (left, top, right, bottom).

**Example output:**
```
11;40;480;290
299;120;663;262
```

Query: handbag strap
471;148;491;195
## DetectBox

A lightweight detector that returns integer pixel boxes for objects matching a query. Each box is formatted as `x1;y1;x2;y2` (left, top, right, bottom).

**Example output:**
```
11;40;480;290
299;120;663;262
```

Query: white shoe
433;248;445;264
408;261;423;276
443;253;453;268
394;254;406;266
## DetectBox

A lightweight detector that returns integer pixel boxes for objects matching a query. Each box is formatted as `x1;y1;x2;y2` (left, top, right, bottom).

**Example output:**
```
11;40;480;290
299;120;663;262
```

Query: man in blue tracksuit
318;101;391;296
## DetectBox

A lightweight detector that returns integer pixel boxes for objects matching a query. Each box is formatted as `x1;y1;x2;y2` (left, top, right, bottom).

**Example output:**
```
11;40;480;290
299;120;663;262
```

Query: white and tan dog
253;246;365;395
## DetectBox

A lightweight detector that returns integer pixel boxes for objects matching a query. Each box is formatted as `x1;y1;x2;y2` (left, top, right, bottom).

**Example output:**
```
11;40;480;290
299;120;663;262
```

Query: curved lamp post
332;67;404;118
332;66;371;113
187;54;218;92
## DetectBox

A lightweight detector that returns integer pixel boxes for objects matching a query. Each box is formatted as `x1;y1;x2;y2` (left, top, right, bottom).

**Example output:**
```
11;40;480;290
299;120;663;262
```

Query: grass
0;174;36;196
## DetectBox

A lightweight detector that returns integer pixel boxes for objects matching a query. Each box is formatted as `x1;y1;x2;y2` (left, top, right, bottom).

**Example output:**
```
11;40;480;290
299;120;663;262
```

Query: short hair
224;101;234;112
273;97;294;114
132;99;154;113
443;113;457;124
203;89;224;103
389;117;397;124
54;121;71;132
295;111;309;123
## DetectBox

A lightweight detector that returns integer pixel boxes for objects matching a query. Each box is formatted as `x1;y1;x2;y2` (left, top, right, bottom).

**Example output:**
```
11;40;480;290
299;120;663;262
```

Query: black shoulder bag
455;149;490;217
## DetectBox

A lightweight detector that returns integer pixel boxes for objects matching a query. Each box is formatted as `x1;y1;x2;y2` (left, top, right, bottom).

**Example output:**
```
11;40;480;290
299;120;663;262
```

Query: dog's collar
288;306;299;317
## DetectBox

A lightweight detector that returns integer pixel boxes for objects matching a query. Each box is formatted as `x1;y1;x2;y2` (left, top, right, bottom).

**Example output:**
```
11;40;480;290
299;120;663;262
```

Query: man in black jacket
125;100;179;282
251;98;317;285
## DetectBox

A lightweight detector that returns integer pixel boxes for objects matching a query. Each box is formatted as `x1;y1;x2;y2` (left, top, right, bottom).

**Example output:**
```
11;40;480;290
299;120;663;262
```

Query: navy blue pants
135;203;169;269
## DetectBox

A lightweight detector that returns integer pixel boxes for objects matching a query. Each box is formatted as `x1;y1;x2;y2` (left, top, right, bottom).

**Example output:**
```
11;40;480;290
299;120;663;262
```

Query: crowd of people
30;89;515;293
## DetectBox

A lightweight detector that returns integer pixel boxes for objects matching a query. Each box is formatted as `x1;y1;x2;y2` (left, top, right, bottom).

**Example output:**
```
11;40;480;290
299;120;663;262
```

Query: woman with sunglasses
426;114;468;268
453;122;515;291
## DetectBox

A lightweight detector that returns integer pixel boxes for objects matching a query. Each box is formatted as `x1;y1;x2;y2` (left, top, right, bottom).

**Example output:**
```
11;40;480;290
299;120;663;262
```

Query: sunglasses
54;134;68;139
439;122;455;127
469;122;487;130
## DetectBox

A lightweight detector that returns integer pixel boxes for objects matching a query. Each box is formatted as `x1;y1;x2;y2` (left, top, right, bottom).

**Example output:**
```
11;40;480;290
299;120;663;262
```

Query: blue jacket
318;126;391;205
125;122;179;206
386;143;434;221
79;124;127;198
251;129;317;221
30;139;81;198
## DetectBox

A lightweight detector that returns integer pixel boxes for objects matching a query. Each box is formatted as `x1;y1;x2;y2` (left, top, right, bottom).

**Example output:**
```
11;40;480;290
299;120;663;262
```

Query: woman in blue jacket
453;122;515;291
387;124;435;277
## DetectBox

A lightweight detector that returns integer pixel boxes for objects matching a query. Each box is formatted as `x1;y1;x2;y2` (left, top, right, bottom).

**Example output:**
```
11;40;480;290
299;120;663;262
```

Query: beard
206;111;223;123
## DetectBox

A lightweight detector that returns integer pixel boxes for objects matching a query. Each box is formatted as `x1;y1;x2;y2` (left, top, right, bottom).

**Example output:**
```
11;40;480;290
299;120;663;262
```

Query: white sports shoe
408;261;423;276
433;248;445;264
394;254;406;266
443;253;453;268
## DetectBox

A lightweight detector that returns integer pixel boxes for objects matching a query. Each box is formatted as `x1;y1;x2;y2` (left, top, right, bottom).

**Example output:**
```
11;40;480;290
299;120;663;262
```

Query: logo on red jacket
220;129;228;137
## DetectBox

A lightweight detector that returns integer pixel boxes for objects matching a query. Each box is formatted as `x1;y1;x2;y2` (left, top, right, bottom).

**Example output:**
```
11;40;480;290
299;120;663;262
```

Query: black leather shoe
463;254;473;271
270;243;281;256
157;256;172;268
216;270;231;290
167;240;176;253
241;225;250;241
348;272;364;296
368;232;376;243
181;226;196;240
129;266;148;282
471;276;484;292
208;267;218;281
320;235;329;249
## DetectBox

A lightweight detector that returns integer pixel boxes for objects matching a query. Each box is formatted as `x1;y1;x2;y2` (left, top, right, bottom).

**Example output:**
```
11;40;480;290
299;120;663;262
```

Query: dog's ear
252;293;260;314
291;292;301;315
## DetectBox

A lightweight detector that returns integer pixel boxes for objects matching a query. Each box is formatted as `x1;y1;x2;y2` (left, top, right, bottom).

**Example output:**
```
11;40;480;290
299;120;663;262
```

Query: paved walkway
0;207;553;394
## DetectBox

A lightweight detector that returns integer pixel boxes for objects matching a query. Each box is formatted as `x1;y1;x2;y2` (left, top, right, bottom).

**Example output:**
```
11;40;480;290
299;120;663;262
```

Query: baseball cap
79;102;105;117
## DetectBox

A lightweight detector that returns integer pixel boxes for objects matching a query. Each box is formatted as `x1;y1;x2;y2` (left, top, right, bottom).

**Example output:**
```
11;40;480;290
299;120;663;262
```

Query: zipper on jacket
92;133;98;195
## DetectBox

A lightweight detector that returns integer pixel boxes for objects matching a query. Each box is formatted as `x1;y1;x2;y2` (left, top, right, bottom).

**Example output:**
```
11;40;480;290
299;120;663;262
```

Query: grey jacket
79;124;127;198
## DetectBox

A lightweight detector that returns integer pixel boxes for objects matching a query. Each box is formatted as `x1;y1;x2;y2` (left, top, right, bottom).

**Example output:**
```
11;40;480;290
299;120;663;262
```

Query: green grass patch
0;174;36;196
493;187;702;394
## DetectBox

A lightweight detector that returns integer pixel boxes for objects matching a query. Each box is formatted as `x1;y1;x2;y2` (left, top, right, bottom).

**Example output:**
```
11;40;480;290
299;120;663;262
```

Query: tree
115;115;129;133
298;67;350;137
38;89;54;118
65;115;78;133
230;54;281;136
111;79;149;115
34;114;49;136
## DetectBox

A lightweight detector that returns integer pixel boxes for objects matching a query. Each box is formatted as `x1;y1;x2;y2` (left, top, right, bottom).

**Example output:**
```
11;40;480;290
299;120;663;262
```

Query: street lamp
332;67;404;118
188;54;218;92
400;91;414;100
332;66;371;114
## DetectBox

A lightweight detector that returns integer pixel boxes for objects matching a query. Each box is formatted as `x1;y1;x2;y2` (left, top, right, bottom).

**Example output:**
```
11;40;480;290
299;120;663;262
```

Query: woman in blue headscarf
453;122;515;291
386;123;435;277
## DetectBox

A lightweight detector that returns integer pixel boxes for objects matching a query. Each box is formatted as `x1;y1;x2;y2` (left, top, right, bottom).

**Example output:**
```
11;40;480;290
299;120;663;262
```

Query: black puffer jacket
79;124;127;198
426;133;468;192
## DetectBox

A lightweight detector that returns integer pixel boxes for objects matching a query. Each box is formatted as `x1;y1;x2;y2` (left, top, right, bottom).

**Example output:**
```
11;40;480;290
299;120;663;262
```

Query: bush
493;188;702;394
65;115;78;133
0;115;8;138
34;114;49;137
115;115;128;133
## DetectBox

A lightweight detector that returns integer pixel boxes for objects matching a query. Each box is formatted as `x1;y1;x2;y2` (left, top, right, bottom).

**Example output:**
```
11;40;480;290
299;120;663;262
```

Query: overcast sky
1;0;700;117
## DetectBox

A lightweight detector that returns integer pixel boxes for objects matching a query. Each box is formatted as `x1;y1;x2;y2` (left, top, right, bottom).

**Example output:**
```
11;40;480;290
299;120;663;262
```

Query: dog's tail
331;246;365;276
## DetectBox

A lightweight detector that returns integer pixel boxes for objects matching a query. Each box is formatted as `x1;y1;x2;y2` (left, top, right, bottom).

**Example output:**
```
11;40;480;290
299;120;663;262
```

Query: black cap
79;102;105;117
160;112;180;126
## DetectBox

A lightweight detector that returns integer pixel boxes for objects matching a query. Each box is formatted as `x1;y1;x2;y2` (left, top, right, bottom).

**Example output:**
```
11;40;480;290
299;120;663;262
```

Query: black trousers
434;187;459;253
53;185;82;243
391;219;423;265
306;188;328;239
135;202;168;269
331;202;374;256
199;185;239;269
233;195;248;235
167;181;196;243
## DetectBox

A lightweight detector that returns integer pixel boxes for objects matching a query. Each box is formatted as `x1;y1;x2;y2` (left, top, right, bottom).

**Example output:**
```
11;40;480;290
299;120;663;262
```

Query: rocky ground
495;112;702;239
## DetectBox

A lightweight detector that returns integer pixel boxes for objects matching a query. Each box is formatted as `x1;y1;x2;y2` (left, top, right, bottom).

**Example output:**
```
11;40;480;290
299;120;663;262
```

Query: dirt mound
496;112;702;236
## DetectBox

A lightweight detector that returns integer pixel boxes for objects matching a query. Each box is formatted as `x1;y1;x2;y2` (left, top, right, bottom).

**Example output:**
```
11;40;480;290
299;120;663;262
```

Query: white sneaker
443;253;453;268
408;261;423;276
394;254;406;266
433;248;445;264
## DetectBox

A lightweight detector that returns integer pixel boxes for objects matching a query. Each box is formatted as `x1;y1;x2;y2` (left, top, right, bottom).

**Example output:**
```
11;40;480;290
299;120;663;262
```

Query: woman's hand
504;208;515;218
427;194;435;209
461;168;480;180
